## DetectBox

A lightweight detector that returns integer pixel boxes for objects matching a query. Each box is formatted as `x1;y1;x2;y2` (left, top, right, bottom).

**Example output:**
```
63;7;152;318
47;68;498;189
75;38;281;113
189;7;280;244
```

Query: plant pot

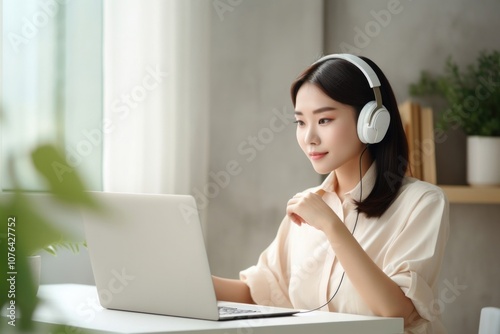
28;255;41;294
467;136;500;186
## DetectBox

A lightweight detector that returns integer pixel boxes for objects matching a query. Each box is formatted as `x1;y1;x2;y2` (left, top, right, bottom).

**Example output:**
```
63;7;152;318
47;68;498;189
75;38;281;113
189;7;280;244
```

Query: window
1;0;103;191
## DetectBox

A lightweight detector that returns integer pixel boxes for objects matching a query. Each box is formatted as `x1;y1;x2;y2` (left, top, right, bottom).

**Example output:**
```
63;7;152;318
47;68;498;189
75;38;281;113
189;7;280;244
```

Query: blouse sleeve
239;216;294;308
383;186;450;326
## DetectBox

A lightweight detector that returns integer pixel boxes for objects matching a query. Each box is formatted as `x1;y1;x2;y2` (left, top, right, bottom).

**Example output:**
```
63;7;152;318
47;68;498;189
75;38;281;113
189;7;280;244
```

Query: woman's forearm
212;276;255;304
324;222;416;325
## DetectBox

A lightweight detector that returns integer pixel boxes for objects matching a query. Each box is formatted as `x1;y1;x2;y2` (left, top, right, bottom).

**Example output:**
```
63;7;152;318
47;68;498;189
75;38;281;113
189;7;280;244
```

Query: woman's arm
212;276;255;304
287;191;416;325
323;221;416;325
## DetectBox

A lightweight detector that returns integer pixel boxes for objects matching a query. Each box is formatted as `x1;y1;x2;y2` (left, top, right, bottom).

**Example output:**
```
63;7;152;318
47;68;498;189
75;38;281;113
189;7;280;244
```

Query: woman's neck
334;149;373;201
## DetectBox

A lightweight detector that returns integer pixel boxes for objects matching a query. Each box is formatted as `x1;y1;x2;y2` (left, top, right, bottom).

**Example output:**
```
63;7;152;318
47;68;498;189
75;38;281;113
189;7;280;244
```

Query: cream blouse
240;163;450;333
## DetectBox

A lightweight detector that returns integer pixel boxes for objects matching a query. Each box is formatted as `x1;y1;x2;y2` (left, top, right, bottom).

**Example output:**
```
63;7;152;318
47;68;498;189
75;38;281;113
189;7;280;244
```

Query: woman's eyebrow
294;106;337;115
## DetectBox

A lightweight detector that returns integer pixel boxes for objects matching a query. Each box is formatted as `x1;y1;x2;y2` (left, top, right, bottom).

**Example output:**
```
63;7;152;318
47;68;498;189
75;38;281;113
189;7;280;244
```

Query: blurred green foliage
0;144;101;331
409;50;500;137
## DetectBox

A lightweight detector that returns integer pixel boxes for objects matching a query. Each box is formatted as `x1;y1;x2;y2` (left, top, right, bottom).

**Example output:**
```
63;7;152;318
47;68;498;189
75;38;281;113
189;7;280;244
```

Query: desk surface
31;284;403;334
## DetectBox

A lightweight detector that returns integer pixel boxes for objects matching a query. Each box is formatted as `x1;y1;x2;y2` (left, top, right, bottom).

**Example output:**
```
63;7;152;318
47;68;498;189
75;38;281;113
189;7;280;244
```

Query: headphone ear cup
357;101;391;144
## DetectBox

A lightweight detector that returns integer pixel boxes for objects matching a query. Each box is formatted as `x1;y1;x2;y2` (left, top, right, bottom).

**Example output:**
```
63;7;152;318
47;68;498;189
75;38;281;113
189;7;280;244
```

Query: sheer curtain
1;0;103;191
103;0;210;200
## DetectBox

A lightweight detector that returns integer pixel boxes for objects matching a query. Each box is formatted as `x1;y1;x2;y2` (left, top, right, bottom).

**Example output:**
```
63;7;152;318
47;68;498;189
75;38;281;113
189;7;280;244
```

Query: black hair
290;55;409;218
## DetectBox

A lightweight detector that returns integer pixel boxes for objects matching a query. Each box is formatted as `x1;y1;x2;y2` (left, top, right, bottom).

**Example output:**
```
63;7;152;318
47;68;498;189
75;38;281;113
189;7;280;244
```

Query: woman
213;54;449;333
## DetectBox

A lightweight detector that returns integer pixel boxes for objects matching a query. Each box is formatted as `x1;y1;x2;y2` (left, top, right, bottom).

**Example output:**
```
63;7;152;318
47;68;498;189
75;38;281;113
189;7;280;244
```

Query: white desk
30;284;403;334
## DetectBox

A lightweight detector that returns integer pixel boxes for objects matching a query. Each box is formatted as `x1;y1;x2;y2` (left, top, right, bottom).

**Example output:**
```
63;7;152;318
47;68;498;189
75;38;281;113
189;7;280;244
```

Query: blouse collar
317;162;377;203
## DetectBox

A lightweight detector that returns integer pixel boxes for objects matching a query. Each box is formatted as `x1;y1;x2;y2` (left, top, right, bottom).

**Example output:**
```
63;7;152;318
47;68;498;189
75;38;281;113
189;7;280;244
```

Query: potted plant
27;241;88;294
409;50;500;186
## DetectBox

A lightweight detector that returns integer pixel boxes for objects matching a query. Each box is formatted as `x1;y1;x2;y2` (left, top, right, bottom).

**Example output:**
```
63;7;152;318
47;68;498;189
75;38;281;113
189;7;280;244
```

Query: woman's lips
309;152;328;160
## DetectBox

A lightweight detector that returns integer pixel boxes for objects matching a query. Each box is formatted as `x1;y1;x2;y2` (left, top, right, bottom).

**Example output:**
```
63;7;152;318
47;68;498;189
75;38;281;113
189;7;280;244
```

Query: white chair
479;307;500;334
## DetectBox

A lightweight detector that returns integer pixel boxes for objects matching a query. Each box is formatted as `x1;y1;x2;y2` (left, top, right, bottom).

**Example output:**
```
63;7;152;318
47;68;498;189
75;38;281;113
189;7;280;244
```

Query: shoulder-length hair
290;55;409;218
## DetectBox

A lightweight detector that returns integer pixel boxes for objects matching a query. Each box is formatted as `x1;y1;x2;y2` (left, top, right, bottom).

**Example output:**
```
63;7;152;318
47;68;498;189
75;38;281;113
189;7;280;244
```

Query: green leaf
31;145;100;209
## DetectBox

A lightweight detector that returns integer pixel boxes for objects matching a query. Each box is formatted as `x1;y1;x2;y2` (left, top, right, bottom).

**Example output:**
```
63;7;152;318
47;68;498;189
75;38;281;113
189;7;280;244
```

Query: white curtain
1;0;103;191
103;0;210;197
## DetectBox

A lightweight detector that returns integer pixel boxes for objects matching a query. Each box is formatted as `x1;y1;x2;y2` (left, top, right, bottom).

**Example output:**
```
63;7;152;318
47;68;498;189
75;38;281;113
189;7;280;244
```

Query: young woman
213;54;449;333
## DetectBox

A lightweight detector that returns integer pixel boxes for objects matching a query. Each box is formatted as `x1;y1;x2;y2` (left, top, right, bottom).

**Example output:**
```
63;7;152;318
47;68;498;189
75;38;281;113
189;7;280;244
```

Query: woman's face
294;82;365;174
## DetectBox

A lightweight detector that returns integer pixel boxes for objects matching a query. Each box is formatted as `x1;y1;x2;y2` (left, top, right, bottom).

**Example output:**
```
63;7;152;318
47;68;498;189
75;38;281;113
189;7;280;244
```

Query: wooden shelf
439;185;500;204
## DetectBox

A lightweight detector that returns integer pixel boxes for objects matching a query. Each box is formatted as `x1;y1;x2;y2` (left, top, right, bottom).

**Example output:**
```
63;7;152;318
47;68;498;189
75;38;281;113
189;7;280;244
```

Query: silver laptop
82;192;298;321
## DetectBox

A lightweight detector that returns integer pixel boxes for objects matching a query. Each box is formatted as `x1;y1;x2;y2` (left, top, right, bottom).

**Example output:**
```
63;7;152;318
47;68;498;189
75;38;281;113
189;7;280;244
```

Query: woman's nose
305;126;320;145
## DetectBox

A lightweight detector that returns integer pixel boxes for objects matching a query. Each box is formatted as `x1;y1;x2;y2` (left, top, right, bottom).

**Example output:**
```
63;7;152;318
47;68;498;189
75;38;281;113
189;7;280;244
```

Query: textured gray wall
206;0;323;277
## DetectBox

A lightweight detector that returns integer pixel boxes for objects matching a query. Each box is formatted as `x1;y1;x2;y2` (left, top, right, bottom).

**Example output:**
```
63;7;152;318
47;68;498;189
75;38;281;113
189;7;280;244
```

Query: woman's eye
294;120;305;126
319;118;333;125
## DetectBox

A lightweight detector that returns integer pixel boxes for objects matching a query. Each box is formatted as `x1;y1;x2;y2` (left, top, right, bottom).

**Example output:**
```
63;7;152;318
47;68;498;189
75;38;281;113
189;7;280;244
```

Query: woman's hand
286;189;340;232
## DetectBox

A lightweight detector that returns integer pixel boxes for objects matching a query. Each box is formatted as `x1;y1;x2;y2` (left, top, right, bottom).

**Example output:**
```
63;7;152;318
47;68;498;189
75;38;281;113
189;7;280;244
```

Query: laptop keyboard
218;306;260;315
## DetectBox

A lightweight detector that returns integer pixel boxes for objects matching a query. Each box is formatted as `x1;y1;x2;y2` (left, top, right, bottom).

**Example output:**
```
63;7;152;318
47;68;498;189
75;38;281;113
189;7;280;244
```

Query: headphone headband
313;54;381;87
313;53;382;108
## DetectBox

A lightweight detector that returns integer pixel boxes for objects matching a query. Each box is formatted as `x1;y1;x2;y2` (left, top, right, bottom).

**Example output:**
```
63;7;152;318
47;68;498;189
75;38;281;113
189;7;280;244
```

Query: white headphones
313;54;391;144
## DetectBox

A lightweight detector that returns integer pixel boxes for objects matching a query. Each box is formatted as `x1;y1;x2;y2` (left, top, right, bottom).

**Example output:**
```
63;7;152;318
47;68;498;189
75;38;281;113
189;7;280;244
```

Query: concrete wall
206;0;323;277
